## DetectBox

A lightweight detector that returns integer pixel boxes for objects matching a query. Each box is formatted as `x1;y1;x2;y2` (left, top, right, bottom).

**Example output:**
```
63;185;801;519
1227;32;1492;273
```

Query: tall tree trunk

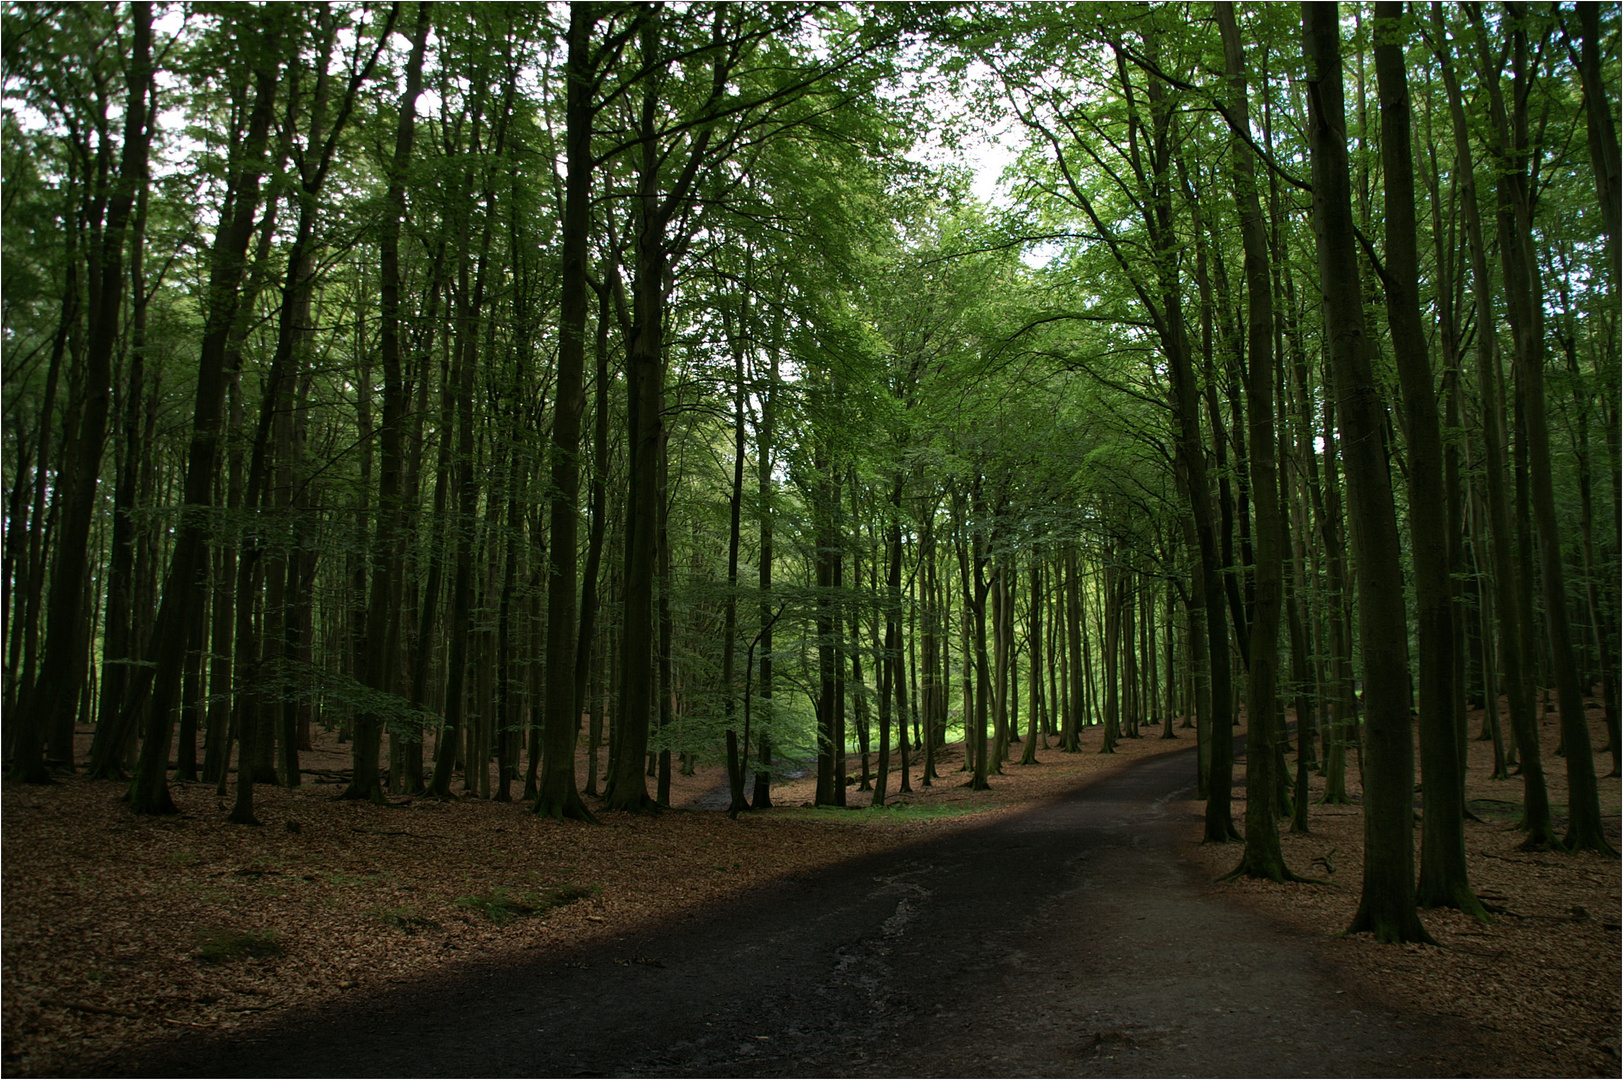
752;346;778;808
721;281;751;816
605;21;672;814
1216;3;1290;880
3;157;77;732
348;2;429;803
429;48;512;798
15;5;152;784
1572;3;1621;284
428;211;493;797
536;0;598;822
1554;283;1619;776
574;267;616;800
91;152;153;776
131;14;277;816
990;558;1009;764
1471;4;1610;853
1021;559;1044;765
1429;2;1553;842
874;474;907;806
967;482;992;791
1061;549;1083;753
1101;563;1120;753
895;501;913;795
1373;2;1483;914
1302;1;1430;943
654;431;675;806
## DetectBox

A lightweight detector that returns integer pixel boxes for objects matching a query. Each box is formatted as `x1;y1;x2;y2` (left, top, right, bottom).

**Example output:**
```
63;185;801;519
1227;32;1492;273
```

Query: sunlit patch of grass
784;799;990;824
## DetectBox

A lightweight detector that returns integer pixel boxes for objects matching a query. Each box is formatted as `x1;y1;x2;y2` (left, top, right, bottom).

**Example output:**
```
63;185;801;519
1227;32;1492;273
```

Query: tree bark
1216;2;1290;881
536;0;599;822
1429;1;1553;839
130;11;277;816
1471;4;1611;854
15;4;151;784
1302;1;1430;942
1373;2;1484;915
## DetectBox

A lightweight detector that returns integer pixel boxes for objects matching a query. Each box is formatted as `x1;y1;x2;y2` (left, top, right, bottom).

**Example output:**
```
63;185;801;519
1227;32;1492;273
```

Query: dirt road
118;747;1481;1077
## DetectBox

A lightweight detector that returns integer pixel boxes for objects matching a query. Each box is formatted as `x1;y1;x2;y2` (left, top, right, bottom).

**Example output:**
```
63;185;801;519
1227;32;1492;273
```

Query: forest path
121;747;1482;1078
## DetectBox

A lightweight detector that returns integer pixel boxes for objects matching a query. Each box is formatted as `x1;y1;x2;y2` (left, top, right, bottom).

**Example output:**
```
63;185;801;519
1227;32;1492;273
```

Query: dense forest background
2;0;1617;945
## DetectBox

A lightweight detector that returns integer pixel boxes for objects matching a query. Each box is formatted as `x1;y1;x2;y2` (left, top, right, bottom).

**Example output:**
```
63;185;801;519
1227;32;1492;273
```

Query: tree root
1343;906;1438;945
534;788;600;824
600;790;662;815
1217;857;1327;886
1559;826;1619;857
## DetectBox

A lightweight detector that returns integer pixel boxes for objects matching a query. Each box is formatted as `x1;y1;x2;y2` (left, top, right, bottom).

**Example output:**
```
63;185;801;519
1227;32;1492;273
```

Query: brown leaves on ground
1;726;1181;1075
1194;700;1621;1079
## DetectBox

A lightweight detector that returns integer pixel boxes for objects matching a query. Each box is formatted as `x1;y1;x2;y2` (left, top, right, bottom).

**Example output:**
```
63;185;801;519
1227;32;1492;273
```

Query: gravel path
119;746;1482;1077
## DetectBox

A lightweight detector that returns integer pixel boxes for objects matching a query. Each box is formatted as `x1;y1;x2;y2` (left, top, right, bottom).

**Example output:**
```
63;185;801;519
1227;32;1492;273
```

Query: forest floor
1;703;1618;1076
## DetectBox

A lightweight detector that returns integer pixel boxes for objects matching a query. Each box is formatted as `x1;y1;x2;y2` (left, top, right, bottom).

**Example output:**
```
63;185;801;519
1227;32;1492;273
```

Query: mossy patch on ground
194;929;283;964
456;884;595;925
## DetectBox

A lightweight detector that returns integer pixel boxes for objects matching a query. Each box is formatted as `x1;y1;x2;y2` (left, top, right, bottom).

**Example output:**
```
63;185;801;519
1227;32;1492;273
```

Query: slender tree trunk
753;347;778;808
1573;3;1620;284
1216;3;1289;879
967;482;992;791
91;157;152;776
1021;559;1042;765
814;437;838;807
721;284;751;815
428;216;493;798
